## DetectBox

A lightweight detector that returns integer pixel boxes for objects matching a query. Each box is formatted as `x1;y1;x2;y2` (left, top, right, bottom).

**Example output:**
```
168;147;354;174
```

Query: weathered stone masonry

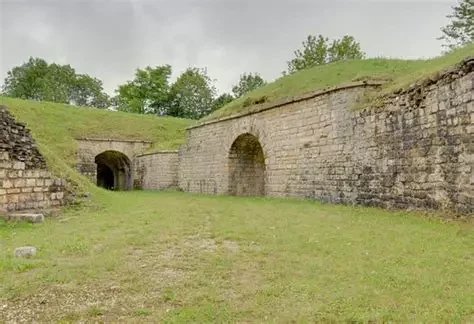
133;151;179;190
0;105;66;213
4;58;471;215
179;57;473;213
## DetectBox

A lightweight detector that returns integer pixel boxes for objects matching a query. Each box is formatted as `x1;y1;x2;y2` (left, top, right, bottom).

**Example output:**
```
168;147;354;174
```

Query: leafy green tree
286;34;365;73
212;93;234;111
231;73;266;98
70;74;110;108
2;57;110;108
168;67;217;119
439;0;473;51
115;65;172;114
43;63;77;103
2;57;50;101
327;36;366;62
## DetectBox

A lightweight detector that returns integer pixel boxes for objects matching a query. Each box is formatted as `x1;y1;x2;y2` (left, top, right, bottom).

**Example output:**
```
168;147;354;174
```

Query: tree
70;74;110;108
115;65;172;114
231;73;266;98
2;57;50;101
2;57;110;108
439;0;473;51
212;93;234;111
168;67;217;119
327;35;366;62
286;34;365;73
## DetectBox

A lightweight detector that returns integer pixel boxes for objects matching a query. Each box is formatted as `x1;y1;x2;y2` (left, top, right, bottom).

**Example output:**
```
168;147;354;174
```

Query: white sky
0;0;457;96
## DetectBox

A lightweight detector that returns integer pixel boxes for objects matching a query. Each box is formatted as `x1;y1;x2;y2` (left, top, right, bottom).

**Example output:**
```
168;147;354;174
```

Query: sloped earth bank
0;191;473;322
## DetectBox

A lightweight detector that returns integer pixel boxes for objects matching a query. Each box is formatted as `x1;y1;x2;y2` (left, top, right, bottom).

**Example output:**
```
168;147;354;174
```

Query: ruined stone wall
179;57;473;214
0;105;66;212
133;151;179;190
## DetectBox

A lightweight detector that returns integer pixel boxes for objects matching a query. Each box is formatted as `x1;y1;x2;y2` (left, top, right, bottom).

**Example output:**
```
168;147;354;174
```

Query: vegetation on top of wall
201;43;474;122
0;96;192;188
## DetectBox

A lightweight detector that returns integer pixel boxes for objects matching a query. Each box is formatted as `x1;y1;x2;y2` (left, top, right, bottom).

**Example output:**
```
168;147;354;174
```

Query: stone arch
94;150;132;190
228;133;266;196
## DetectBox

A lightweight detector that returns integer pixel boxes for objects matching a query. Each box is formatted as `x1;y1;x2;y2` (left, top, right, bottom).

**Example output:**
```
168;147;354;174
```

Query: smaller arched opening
94;150;132;190
228;133;266;196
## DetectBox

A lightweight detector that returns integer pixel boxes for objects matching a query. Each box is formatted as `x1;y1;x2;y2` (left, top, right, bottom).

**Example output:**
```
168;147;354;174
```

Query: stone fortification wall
0;105;66;212
133;151;179;190
178;57;473;214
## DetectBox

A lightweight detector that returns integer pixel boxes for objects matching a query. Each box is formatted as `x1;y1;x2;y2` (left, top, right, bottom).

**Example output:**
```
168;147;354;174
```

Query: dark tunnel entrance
97;163;114;190
94;150;132;190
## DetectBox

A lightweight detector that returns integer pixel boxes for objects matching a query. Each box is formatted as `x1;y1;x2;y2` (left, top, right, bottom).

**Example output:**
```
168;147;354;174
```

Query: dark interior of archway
228;133;265;196
95;151;131;191
97;163;114;190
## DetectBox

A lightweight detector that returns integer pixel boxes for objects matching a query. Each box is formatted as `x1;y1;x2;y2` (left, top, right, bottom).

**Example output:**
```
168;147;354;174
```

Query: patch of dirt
222;240;239;253
0;283;125;323
184;235;217;252
184;235;240;253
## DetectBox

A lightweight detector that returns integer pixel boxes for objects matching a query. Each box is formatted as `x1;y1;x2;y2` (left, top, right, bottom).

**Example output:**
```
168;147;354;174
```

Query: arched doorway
94;150;132;190
228;133;266;196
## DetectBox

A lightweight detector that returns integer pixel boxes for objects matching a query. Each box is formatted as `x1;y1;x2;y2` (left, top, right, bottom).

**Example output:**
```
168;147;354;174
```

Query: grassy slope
0;97;192;190
0;191;473;322
202;43;474;122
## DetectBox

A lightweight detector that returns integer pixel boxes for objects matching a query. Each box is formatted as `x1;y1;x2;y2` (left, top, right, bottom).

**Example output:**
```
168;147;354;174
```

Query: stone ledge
136;150;179;157
76;137;152;144
3;213;44;223
187;81;385;130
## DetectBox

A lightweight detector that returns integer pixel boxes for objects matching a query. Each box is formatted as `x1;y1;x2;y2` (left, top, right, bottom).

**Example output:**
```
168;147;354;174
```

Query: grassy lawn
1;190;473;322
202;43;474;122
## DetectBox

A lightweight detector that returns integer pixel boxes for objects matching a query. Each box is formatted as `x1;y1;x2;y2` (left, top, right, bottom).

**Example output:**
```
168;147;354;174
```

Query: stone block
12;162;25;170
7;194;19;203
26;179;36;187
21;187;33;193
0;152;9;161
0;161;12;169
14;178;26;188
6;188;21;194
36;179;44;186
2;179;13;189
14;246;37;258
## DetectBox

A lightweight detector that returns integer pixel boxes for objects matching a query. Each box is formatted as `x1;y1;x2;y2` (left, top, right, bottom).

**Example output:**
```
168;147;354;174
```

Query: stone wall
179;57;473;214
133;151;179;190
76;138;151;190
0;105;66;212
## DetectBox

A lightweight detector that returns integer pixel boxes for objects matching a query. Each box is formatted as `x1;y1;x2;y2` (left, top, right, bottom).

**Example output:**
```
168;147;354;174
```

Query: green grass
202;43;474;122
1;191;472;322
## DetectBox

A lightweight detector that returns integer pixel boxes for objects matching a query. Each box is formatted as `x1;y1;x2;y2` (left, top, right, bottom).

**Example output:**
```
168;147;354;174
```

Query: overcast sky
0;0;457;96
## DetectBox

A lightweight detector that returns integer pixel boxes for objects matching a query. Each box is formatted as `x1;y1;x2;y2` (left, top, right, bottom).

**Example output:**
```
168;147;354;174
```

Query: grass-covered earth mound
202;43;474;122
0;96;192;191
